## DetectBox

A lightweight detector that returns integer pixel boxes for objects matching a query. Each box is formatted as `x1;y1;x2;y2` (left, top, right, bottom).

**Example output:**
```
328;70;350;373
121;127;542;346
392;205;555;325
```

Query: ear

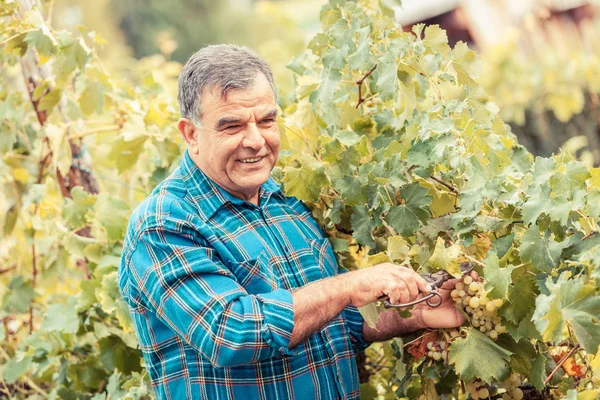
178;118;200;154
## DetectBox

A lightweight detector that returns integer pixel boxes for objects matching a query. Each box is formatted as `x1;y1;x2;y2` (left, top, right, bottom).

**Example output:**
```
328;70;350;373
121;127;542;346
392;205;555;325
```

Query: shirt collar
180;149;284;220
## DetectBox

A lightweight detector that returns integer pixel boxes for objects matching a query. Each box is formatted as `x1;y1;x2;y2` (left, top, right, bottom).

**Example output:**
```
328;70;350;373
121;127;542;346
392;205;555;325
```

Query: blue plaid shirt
118;150;370;400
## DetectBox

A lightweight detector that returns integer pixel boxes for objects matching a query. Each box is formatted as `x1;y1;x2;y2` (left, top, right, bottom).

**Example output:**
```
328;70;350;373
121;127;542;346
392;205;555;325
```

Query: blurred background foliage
49;0;600;165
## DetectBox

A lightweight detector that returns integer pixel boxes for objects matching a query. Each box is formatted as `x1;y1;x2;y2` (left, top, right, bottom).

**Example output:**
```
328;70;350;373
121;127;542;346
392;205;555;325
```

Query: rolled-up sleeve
342;304;371;354
124;227;297;368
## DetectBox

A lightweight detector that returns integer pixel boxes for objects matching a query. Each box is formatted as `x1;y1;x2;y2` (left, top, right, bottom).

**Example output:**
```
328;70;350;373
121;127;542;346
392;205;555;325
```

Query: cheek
266;129;281;154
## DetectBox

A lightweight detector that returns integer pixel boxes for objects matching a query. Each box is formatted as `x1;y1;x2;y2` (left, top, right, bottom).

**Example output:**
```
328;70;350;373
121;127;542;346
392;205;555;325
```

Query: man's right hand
344;263;432;308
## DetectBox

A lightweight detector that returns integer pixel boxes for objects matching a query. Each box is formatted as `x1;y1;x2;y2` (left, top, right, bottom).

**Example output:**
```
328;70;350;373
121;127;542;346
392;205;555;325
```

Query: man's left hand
412;271;479;330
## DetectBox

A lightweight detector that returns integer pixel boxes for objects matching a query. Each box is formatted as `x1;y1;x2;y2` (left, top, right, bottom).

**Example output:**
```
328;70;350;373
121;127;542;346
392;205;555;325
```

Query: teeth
240;157;263;163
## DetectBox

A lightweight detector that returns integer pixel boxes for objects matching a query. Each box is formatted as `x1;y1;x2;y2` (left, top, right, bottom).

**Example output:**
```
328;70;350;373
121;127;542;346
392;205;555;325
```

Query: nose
242;124;266;150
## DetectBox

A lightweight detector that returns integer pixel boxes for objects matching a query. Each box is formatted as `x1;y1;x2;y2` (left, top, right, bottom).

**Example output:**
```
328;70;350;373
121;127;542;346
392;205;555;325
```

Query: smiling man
118;44;466;400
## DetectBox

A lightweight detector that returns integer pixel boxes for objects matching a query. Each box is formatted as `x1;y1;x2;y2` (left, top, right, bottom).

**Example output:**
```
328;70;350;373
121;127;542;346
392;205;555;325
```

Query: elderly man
118;44;465;400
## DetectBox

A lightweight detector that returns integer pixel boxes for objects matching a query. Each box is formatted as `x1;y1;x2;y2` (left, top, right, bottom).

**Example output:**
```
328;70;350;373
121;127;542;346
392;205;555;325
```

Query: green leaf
385;183;432;236
99;335;143;375
375;51;398;101
79;81;105;115
94;194;129;241
533;274;600;353
41;298;79;334
2;276;35;313
38;88;62;112
549;160;591;194
518;228;568;272
62;186;97;228
109;134;148;174
351;205;376;248
532;157;556;186
530;353;547;391
449;329;512;383
491;233;514;260
24;25;57;56
496;335;536;376
58;37;91;76
483;252;515;299
282;160;330;202
501;274;538;325
347;26;374;71
522;184;551;225
335;175;366;206
2;356;32;385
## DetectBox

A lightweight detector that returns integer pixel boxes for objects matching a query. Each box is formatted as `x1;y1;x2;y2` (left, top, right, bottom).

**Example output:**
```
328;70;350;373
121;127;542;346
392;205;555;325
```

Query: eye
260;119;275;124
225;125;241;131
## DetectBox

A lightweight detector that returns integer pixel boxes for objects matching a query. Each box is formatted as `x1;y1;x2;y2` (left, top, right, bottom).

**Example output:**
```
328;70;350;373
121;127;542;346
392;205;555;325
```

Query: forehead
200;74;276;120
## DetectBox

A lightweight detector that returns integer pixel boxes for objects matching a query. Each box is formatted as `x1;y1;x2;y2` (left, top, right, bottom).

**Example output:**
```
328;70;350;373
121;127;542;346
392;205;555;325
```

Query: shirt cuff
256;289;298;356
343;304;371;354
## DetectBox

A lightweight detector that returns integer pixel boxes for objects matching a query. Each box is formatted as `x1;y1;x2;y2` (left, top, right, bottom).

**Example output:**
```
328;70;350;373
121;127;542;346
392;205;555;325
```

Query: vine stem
429;175;458;193
355;64;377;108
0;265;16;274
462;254;486;268
581;231;597;241
544;344;580;385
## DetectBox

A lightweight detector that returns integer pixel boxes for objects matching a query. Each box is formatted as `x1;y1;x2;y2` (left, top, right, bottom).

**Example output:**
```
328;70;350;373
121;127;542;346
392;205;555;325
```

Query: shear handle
383;291;443;308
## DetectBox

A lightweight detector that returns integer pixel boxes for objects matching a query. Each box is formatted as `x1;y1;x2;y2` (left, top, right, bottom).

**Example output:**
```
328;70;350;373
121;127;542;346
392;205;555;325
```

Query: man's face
185;73;280;202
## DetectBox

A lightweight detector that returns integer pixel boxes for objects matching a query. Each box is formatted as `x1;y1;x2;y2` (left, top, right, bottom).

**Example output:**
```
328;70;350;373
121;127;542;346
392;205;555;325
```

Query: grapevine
276;0;600;398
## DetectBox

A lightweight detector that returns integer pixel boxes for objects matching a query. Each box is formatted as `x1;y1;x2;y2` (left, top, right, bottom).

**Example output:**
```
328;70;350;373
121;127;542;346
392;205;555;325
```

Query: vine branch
355;64;377;108
544;344;580;385
429;175;458;194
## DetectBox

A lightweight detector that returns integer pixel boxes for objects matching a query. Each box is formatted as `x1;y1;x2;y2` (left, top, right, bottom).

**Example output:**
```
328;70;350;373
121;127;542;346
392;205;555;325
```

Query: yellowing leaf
426;237;462;277
387;236;409;261
589;168;600;189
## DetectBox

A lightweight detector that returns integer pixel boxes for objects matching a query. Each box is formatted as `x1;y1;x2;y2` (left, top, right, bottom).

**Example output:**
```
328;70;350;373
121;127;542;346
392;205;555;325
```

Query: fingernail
426;284;432;291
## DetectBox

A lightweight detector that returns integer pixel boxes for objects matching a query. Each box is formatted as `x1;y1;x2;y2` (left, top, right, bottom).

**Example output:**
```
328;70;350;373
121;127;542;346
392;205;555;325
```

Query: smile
238;157;264;164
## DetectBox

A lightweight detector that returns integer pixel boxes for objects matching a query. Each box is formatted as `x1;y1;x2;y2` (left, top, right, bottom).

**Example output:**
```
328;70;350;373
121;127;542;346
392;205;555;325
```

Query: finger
401;275;419;301
414;273;432;293
440;278;459;290
388;280;410;305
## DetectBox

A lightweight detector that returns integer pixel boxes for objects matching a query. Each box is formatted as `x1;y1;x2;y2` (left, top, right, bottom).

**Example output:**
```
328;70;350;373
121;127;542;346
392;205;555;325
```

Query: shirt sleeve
123;225;298;368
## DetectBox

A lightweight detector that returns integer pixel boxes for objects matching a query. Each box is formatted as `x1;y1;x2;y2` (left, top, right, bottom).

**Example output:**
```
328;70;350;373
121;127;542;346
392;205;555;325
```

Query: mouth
238;156;265;164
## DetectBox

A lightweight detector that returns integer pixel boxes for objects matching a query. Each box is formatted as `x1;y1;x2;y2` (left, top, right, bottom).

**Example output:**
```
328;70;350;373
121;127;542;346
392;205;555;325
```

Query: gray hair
177;44;277;125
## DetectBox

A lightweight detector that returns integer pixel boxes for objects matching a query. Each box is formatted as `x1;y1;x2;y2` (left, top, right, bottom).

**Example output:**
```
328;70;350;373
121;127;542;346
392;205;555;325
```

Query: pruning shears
381;262;476;309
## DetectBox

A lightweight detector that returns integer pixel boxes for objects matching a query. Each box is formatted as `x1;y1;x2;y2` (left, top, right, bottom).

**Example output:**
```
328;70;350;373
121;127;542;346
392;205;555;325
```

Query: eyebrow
260;109;278;120
216;117;242;130
215;109;278;130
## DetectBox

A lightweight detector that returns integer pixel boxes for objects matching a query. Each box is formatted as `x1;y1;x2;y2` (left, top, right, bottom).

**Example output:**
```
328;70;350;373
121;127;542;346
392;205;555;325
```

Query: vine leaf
518;228;568;272
385;183;432;237
449;329;512;384
426;237;462;277
483;252;514;299
533;273;600;353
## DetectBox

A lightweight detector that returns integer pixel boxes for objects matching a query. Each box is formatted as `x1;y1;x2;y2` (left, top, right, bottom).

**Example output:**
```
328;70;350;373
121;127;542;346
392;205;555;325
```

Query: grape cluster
451;275;506;340
426;339;448;361
465;380;490;399
500;374;524;400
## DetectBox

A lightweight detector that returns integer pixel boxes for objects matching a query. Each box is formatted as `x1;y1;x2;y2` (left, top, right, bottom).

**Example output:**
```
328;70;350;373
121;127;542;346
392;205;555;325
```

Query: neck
189;152;260;206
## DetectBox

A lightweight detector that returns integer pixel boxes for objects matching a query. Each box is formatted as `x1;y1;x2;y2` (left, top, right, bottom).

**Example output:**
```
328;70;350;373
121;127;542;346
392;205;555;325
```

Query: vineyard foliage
0;0;599;400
